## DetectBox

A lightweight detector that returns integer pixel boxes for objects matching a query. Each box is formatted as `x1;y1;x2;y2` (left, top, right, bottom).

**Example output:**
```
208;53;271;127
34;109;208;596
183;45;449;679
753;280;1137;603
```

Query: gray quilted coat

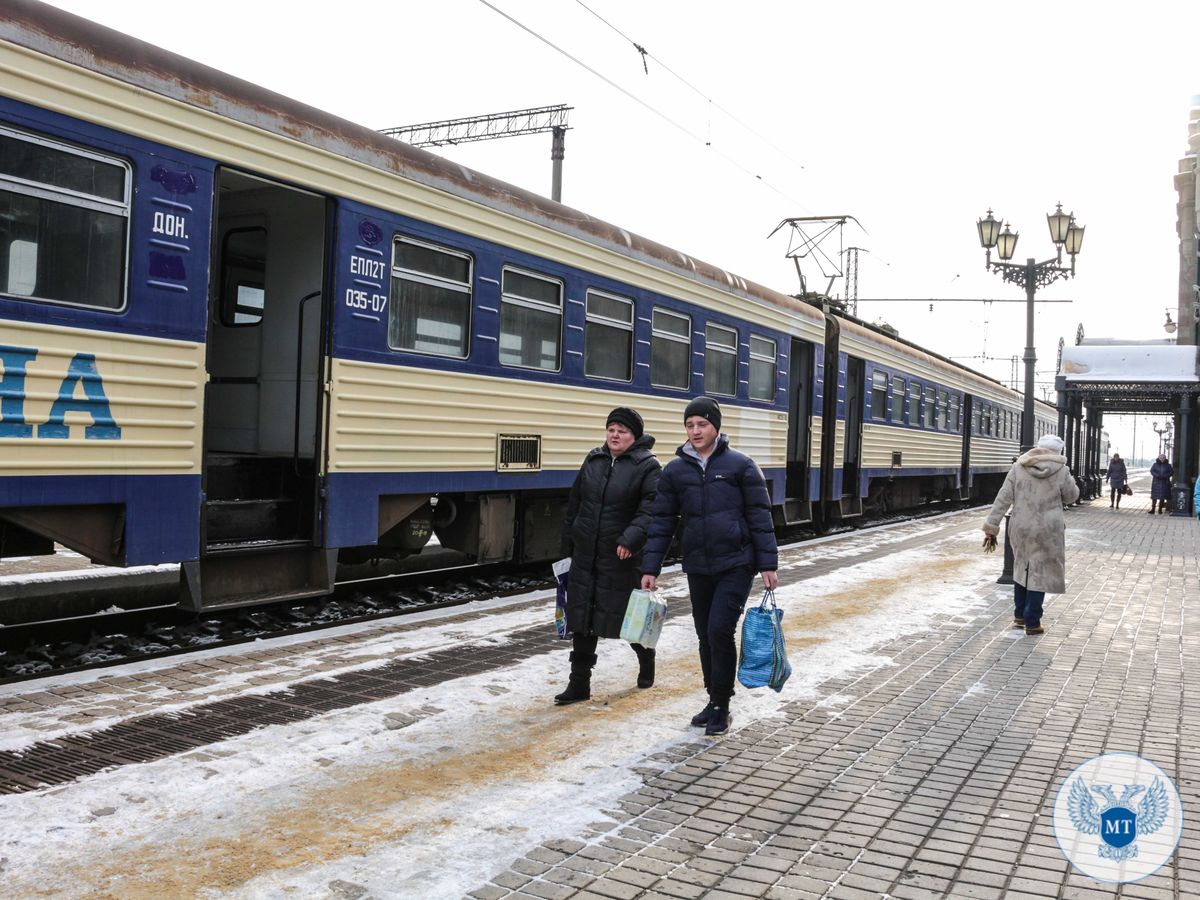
983;448;1080;593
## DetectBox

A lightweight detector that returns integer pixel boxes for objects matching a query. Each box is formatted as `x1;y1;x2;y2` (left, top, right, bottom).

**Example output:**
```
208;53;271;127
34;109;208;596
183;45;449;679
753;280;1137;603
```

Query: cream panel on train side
838;326;1022;407
327;359;788;474
0;321;203;477
831;418;846;466
0;42;826;346
860;424;961;470
970;436;1022;468
808;416;824;470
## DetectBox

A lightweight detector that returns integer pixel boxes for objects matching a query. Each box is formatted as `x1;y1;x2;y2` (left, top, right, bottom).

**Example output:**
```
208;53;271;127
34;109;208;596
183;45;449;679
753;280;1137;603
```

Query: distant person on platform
1106;453;1128;509
640;397;779;737
1150;454;1173;515
982;434;1080;636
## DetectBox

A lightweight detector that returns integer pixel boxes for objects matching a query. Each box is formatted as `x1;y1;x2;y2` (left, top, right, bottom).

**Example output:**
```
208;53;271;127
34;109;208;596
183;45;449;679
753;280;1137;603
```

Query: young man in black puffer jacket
640;397;779;736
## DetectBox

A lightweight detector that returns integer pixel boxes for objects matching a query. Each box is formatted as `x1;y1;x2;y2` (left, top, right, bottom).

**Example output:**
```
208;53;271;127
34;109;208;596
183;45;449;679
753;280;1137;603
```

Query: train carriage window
500;267;562;371
950;394;961;432
584;289;633;381
890;376;905;424
705;323;737;397
938;390;950;430
923;386;936;428
389;237;472;357
651;308;690;389
748;335;777;402
870;371;888;419
0;127;130;310
972;405;981;435
907;381;921;426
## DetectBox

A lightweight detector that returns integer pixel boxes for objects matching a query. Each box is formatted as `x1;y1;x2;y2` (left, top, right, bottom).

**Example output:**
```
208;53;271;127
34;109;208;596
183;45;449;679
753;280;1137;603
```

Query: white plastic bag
619;589;667;648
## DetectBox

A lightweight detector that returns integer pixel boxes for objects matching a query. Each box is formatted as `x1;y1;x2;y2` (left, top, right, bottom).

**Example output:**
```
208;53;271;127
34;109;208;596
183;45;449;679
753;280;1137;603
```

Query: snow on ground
0;515;1000;899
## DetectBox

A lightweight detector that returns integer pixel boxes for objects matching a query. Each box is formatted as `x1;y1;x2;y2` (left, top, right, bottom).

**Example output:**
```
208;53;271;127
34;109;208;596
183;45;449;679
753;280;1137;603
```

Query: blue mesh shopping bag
737;590;791;692
552;558;572;640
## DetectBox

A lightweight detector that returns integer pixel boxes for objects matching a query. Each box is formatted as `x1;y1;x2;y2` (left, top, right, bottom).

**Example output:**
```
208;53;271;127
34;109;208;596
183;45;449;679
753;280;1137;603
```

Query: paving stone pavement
473;490;1200;900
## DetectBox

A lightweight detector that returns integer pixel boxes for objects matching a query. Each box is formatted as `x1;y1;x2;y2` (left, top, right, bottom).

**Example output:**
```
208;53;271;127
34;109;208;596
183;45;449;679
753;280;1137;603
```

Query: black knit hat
606;406;644;438
683;396;721;432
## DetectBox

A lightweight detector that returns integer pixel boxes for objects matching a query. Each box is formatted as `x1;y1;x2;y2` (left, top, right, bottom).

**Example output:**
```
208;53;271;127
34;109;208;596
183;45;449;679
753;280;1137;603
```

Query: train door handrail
294;290;322;476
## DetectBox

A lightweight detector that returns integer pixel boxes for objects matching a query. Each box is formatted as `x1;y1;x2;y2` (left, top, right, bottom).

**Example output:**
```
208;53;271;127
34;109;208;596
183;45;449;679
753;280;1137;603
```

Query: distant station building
1055;98;1200;514
1176;96;1200;346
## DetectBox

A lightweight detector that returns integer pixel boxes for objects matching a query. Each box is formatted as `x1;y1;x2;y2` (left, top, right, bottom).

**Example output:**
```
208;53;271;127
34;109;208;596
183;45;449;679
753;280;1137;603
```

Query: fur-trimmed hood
982;449;1080;594
1018;447;1068;478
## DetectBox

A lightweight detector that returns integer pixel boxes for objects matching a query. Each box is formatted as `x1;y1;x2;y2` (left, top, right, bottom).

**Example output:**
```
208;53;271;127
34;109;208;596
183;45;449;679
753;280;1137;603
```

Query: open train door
182;169;337;611
781;338;814;524
959;394;973;499
839;356;865;518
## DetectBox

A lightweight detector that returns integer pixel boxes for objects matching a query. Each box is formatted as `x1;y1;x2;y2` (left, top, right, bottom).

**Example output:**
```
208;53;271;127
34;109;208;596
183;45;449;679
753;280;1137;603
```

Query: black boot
554;651;596;705
633;644;655;689
705;705;732;736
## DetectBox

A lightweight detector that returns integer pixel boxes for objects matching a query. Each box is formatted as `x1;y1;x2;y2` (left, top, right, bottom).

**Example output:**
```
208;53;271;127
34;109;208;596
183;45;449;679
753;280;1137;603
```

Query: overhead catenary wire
475;0;810;211
571;0;806;172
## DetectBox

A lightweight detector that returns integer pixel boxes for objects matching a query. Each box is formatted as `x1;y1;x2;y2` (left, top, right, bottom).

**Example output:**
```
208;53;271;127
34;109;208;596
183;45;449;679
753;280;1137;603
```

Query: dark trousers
1109;485;1122;506
687;566;755;706
1014;582;1045;628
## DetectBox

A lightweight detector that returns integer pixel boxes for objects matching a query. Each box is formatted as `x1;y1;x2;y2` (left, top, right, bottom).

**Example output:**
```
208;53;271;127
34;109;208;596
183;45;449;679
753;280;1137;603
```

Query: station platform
0;471;1196;898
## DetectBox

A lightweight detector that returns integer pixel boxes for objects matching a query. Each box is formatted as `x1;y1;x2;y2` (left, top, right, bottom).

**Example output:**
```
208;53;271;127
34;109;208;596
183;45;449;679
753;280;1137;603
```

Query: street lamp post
1152;421;1173;458
976;204;1085;451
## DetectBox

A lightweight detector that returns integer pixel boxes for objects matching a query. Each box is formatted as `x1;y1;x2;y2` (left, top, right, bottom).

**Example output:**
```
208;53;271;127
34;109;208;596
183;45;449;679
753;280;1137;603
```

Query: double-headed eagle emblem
1068;777;1170;862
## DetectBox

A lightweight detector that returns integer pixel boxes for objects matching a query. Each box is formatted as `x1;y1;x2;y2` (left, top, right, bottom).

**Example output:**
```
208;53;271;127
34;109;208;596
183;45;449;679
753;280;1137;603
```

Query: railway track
0;563;553;683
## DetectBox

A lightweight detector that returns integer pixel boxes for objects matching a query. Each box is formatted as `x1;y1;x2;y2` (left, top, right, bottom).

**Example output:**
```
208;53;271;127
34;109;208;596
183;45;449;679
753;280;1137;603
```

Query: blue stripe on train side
1;474;199;564
0;96;213;343
328;200;801;411
323;466;787;547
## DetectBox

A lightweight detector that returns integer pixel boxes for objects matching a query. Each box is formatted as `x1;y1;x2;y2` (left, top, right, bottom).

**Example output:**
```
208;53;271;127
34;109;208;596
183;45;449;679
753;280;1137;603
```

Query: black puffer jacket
561;435;661;638
642;435;778;576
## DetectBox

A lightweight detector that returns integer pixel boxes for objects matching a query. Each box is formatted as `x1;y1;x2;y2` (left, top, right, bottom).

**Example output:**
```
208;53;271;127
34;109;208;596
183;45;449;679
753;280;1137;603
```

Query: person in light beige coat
982;434;1080;635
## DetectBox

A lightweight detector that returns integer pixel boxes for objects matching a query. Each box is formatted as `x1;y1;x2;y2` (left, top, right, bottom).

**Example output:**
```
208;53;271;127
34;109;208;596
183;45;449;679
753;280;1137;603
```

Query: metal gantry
381;104;573;202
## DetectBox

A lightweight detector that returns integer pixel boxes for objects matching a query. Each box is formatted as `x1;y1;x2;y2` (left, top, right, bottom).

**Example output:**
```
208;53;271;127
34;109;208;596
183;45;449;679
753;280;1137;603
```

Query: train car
0;2;831;611
819;312;1059;517
0;2;1064;614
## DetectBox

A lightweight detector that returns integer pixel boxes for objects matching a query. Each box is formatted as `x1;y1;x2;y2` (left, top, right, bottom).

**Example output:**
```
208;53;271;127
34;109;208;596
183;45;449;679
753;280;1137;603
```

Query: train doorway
842;356;864;500
960;394;974;498
183;168;336;611
782;338;814;523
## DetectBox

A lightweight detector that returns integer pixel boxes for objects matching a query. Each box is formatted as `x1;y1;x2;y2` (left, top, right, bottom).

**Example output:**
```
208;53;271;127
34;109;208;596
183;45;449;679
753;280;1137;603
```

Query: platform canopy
1057;342;1200;412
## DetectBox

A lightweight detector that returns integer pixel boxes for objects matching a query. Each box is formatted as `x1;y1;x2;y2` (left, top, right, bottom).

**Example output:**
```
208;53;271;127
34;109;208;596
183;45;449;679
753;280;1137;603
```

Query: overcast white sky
43;0;1200;459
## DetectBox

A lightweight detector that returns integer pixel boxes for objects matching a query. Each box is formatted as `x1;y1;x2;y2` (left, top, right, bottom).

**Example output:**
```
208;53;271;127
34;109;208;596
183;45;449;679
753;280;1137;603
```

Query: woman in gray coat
982;434;1080;635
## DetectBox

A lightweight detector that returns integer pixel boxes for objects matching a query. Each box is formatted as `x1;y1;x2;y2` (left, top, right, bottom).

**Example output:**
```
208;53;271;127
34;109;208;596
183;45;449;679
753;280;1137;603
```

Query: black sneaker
705;707;731;736
690;702;718;727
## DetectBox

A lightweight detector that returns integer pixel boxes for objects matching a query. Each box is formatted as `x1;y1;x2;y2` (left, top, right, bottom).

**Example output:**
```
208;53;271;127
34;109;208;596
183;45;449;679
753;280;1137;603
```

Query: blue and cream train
0;2;1056;611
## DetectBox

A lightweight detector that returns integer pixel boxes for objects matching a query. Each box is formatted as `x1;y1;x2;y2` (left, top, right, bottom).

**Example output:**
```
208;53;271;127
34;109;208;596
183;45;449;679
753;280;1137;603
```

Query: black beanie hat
683;396;721;431
606;406;644;438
